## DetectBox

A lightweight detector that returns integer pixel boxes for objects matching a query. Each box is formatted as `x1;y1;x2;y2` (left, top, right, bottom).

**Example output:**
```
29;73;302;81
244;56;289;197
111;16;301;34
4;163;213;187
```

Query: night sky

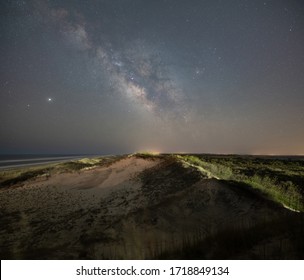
1;0;304;155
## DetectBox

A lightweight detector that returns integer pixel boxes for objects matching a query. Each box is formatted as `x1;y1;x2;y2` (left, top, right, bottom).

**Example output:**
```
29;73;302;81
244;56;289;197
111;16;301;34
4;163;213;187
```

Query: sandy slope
0;155;301;259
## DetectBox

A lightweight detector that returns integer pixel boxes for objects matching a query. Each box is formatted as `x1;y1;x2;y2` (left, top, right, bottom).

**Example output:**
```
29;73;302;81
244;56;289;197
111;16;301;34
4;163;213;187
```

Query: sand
0;155;300;259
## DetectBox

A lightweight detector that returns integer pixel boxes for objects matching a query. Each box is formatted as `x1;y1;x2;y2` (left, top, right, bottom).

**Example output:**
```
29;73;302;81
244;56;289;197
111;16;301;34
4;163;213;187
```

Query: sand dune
0;155;302;259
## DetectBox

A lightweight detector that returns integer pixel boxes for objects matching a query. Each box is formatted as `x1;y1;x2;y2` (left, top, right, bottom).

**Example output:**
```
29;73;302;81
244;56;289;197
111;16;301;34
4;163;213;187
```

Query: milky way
1;0;304;154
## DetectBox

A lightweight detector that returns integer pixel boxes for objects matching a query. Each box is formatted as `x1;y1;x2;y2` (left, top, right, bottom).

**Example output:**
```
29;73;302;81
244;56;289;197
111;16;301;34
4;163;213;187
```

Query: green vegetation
0;168;51;187
179;155;304;212
134;152;163;160
0;156;115;188
56;157;104;172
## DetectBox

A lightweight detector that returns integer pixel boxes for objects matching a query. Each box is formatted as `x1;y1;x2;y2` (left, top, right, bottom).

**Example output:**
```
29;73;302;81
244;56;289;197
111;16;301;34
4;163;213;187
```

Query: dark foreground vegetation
158;214;304;259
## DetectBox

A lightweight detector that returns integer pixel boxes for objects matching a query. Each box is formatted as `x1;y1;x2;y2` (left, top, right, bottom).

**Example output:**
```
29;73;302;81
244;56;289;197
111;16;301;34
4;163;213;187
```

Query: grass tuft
179;155;304;212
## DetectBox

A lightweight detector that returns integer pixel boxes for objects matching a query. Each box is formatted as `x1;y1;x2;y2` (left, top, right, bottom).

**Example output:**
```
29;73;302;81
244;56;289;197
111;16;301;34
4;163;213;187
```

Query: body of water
0;154;98;170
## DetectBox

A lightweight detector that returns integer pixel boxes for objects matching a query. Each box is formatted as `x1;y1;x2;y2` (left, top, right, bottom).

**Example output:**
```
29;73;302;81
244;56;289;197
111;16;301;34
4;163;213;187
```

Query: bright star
47;98;52;102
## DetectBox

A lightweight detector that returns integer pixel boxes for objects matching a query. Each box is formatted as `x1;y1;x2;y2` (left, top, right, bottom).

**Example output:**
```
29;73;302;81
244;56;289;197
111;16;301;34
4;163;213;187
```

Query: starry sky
1;0;304;155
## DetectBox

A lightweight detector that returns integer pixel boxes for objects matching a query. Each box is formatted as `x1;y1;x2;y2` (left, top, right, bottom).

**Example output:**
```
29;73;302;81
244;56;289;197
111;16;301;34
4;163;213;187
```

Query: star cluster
1;0;304;154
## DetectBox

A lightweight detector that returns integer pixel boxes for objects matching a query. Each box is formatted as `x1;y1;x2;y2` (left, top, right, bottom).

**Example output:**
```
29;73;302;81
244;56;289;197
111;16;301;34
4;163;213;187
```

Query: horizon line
0;152;304;157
